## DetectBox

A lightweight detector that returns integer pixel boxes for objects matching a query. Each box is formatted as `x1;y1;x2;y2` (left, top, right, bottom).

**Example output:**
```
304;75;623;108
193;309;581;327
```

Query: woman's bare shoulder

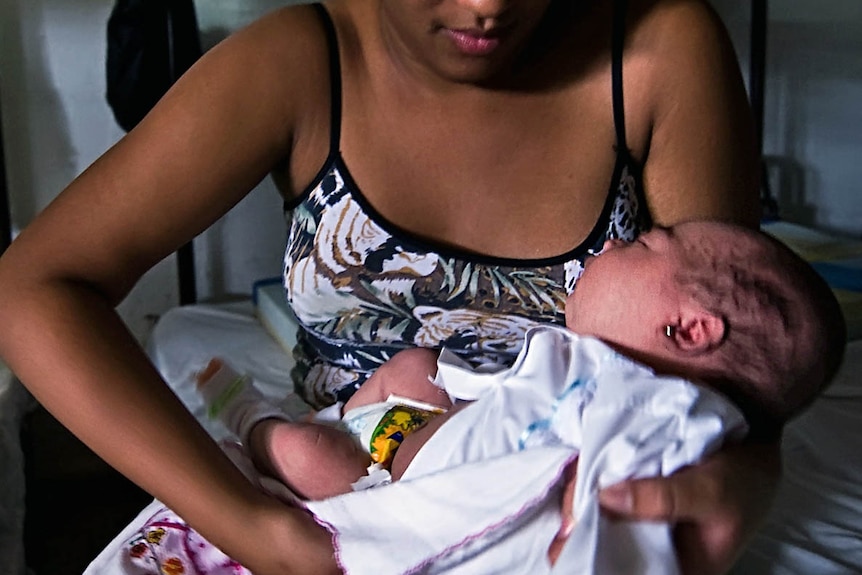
625;0;760;227
627;0;741;86
205;4;333;100
629;0;730;38
193;3;347;193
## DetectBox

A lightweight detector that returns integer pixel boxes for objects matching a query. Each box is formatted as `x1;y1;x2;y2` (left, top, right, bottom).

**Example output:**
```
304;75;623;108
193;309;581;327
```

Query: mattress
82;220;862;574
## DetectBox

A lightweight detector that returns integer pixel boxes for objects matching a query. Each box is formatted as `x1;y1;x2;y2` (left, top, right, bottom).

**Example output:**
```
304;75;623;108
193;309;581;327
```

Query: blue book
811;258;862;293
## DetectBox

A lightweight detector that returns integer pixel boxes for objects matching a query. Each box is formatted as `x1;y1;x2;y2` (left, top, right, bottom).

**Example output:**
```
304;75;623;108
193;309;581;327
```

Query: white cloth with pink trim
305;326;748;575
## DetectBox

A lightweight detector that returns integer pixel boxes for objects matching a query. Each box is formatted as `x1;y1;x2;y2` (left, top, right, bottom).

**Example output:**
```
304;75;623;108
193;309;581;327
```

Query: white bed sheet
730;339;862;575
85;302;862;575
144;300;312;440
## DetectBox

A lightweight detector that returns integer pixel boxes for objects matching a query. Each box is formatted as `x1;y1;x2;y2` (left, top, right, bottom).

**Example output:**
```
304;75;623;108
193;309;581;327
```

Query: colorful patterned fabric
367;404;442;466
124;507;248;575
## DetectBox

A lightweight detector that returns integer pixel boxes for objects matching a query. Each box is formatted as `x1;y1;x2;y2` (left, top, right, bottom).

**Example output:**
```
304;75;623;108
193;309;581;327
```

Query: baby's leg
197;359;370;500
342;348;454;480
252;419;372;500
344;348;450;412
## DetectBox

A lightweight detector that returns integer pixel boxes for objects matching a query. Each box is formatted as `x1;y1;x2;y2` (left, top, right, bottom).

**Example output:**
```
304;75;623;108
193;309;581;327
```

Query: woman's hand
236;499;340;575
598;441;781;575
548;458;578;566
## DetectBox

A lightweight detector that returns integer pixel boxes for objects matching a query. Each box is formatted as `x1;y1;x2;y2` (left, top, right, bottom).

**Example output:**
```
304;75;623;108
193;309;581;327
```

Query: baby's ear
671;308;726;354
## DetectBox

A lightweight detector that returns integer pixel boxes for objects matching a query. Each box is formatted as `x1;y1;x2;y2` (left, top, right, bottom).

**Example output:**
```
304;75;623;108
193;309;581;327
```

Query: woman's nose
457;0;508;28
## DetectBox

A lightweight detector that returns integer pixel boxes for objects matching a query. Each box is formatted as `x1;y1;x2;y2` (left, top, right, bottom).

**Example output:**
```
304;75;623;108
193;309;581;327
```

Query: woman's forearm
0;275;337;573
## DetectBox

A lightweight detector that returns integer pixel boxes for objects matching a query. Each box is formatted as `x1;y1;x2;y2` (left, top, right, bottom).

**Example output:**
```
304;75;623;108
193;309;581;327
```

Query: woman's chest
283;167;578;358
338;86;620;260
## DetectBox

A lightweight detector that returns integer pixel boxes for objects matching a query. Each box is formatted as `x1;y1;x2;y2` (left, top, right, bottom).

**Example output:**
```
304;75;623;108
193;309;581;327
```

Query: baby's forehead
670;222;765;259
672;221;737;244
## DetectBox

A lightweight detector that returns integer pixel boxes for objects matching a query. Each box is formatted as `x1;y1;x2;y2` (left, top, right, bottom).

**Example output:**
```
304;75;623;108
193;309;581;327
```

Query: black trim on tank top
285;1;650;251
331;155;615;268
612;0;629;159
283;3;343;212
311;3;342;154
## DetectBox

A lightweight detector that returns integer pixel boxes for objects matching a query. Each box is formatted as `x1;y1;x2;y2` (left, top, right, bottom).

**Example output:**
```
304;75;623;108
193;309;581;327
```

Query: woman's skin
0;1;767;573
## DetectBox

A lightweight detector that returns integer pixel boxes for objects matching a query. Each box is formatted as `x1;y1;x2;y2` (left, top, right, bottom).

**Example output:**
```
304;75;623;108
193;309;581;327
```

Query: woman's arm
0;7;338;574
631;0;761;228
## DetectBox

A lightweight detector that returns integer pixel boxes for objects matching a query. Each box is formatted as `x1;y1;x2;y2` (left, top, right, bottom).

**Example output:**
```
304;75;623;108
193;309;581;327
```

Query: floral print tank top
283;2;650;409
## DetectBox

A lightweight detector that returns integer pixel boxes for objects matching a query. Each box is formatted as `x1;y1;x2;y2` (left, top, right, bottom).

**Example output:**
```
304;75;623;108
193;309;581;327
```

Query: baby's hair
673;224;846;433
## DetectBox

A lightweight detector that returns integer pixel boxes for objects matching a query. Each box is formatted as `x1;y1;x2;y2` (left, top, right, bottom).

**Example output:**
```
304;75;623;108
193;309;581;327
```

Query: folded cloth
305;326;748;575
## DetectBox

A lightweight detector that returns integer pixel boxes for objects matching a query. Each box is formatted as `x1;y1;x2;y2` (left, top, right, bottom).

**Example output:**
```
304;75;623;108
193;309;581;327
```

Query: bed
2;1;862;574
74;219;862;575
76;223;862;575
730;222;862;574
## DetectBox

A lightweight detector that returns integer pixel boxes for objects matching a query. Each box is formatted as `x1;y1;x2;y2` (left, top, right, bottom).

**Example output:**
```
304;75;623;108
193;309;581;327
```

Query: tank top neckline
285;0;640;269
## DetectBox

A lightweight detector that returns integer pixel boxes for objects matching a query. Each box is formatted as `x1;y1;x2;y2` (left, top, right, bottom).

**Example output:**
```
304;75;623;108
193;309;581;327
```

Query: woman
0;1;771;573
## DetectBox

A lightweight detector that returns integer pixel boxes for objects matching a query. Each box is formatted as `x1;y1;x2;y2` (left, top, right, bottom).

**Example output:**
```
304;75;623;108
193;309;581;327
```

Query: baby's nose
601;238;625;252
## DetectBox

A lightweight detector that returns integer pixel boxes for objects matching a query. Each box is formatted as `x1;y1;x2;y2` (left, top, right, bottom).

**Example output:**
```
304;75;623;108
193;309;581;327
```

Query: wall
0;0;296;342
712;0;862;236
1;0;860;341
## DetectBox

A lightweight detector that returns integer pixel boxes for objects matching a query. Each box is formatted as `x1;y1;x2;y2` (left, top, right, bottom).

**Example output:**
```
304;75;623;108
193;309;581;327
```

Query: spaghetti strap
611;0;629;157
312;3;343;154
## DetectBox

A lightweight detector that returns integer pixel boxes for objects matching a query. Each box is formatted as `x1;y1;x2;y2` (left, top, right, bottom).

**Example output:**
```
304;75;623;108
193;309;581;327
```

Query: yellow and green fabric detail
368;405;440;466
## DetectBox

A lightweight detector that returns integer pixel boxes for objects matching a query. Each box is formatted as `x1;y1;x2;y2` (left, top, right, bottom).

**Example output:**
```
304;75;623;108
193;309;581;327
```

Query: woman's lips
444;29;502;56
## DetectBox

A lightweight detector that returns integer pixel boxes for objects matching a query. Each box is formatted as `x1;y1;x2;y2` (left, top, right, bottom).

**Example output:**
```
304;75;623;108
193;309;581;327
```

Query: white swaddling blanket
305;326;748;575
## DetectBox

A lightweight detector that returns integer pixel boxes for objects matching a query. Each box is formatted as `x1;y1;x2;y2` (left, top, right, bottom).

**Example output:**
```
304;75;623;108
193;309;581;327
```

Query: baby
198;220;846;502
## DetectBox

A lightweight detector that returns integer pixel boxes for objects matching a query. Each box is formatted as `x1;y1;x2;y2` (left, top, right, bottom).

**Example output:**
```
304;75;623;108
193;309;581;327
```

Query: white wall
712;0;862;237
1;0;860;341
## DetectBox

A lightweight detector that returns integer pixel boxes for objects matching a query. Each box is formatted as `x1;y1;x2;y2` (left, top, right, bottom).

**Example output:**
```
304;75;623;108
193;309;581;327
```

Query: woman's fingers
559;458;578;528
674;515;743;575
599;442;780;520
548;458;578;565
598;442;781;575
598;461;718;521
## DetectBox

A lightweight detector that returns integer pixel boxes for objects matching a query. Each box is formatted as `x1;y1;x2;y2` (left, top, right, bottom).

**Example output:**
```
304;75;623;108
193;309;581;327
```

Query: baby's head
567;220;846;432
